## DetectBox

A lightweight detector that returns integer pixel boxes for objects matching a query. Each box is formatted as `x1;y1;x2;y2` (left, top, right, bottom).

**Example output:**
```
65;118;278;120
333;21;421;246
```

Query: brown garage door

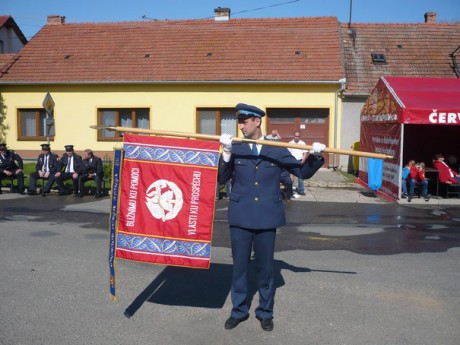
266;108;329;167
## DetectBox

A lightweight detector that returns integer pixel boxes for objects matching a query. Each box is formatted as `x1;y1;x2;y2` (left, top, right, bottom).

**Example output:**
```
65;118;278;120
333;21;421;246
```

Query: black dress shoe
256;316;274;331
224;314;249;330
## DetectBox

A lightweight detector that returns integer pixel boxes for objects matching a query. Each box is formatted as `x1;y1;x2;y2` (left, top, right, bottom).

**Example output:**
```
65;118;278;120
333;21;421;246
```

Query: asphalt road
0;194;459;345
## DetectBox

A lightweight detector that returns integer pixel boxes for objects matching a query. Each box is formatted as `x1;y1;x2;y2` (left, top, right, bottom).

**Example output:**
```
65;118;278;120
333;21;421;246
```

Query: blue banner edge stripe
123;143;220;167
108;149;123;301
117;233;211;258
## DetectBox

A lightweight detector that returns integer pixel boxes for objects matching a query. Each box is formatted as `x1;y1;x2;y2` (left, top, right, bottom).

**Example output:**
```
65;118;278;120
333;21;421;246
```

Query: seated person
433;153;460;184
401;160;414;198
78;149;103;198
445;154;459;173
54;145;83;196
408;162;430;202
28;143;60;195
0;143;25;194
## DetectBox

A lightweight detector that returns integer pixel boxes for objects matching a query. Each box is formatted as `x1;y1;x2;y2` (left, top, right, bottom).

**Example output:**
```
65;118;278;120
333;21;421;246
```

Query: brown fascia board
0;79;346;86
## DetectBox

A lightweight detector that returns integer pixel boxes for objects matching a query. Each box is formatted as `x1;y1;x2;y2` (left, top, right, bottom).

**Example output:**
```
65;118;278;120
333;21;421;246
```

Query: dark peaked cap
235;103;265;119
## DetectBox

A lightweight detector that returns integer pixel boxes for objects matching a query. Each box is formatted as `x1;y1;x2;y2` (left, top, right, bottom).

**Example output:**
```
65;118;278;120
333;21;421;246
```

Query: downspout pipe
332;78;346;169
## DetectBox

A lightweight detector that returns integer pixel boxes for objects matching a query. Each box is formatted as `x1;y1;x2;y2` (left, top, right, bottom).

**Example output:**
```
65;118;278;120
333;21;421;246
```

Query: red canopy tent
359;76;460;201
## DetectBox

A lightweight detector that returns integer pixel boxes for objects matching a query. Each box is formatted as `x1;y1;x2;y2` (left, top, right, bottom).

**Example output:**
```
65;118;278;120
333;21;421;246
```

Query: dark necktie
66;157;72;173
251;144;258;157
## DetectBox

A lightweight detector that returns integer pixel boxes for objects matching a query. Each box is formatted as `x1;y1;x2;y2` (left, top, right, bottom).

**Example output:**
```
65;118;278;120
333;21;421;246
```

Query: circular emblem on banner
145;179;183;221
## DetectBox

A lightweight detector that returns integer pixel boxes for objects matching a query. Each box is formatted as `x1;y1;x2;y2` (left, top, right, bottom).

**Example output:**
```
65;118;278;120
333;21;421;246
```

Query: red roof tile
340;23;460;95
0;54;16;70
0;17;344;84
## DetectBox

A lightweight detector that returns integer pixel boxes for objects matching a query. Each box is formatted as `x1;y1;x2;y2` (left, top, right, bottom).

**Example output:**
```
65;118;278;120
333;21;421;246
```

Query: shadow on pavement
124;260;356;318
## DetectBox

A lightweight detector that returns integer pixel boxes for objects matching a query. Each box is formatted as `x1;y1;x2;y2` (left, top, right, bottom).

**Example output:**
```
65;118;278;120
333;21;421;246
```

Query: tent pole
399;123;405;197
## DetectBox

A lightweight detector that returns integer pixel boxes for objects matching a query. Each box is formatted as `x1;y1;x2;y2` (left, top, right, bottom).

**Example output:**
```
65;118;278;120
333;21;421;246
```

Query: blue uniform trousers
230;226;276;319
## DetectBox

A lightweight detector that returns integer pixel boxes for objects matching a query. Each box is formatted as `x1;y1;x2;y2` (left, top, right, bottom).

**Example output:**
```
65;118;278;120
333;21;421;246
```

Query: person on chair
408;162;430;202
54;145;83;196
433;153;460;184
78;149;103;198
28;144;59;195
0;143;25;194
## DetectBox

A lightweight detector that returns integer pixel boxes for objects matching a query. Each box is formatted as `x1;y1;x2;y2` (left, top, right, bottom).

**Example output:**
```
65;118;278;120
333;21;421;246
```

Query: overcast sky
3;0;460;40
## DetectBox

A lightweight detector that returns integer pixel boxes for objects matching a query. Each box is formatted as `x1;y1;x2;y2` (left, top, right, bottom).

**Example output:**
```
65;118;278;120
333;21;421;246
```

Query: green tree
0;93;9;142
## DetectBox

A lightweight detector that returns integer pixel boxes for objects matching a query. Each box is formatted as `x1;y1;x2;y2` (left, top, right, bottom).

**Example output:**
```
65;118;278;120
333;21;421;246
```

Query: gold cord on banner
90;125;393;160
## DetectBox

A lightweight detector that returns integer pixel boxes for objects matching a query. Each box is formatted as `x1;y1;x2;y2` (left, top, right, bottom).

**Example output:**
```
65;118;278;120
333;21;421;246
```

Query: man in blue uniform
219;103;325;331
0;143;25;194
78;149;104;198
54;145;83;196
28;143;60;195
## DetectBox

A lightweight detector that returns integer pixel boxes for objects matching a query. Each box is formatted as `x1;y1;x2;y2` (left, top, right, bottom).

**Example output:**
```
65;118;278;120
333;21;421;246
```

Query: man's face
66;151;73;156
293;132;300;143
83;152;90;160
238;117;260;139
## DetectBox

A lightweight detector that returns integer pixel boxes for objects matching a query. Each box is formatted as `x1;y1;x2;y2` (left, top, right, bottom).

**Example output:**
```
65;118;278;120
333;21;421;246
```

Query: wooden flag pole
90;126;393;159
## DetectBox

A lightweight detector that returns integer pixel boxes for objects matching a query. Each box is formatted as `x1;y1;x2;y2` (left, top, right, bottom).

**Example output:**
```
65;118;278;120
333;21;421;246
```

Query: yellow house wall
1;84;342;158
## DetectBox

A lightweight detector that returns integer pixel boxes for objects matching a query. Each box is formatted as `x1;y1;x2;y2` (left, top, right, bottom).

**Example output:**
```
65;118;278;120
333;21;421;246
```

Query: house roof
0;53;16;70
0;17;344;84
341;22;460;96
0;15;28;46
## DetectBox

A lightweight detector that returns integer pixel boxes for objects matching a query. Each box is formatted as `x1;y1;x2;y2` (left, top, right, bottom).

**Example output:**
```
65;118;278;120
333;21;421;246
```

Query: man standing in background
288;131;308;196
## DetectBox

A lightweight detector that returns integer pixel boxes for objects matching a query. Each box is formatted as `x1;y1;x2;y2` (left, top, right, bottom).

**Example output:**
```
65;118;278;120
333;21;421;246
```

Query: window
197;108;237;136
97;108;150;141
371;53;386;63
17;109;54;140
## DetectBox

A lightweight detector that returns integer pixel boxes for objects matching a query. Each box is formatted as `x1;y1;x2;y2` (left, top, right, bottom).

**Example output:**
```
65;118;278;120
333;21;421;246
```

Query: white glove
311;142;326;153
219;133;233;152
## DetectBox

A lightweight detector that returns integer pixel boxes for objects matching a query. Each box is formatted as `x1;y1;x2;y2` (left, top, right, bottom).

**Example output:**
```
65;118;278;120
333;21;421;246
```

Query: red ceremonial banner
116;134;220;269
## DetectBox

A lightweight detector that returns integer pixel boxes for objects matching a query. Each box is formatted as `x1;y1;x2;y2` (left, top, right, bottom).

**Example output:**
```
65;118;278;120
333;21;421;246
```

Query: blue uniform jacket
34;152;60;173
58;153;84;174
0;150;23;173
218;141;324;229
81;156;103;177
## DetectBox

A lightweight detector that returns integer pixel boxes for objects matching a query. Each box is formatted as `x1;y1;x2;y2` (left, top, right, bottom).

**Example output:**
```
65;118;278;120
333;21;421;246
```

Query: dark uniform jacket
0;150;23;173
218;141;324;229
81;156;103;177
58;153;84;174
35;152;60;173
